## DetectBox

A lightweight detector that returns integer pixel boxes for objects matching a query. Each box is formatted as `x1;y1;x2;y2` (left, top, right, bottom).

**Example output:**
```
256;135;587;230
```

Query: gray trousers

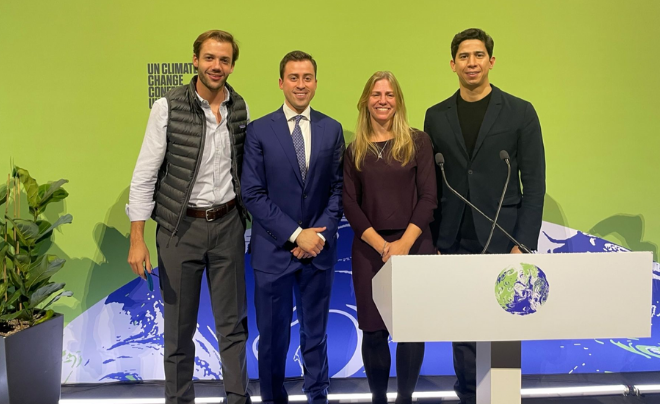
156;208;249;404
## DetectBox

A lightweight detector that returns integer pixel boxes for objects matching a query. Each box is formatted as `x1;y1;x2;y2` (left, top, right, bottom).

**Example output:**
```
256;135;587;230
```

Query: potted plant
0;166;73;404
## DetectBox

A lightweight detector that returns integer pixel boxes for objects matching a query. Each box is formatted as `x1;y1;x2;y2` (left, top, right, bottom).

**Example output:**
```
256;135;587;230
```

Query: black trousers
452;341;476;404
156;209;250;404
361;330;425;404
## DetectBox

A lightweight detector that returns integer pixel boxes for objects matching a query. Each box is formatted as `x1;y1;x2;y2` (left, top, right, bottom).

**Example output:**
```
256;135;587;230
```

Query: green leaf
29;282;65;307
4;289;22;306
0;239;9;263
3;231;16;253
12;167;40;210
41;290;72;309
42;188;68;205
38;179;68;208
36;214;73;241
34;219;51;242
0;282;8;301
0;289;17;315
0;182;9;206
6;218;39;247
33;309;54;325
24;254;47;281
3;292;21;315
0;295;7;317
14;254;30;270
7;267;26;296
0;310;25;322
26;255;65;289
37;183;48;199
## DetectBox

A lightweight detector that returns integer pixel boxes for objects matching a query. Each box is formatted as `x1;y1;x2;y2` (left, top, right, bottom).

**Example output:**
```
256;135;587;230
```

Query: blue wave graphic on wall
61;219;660;382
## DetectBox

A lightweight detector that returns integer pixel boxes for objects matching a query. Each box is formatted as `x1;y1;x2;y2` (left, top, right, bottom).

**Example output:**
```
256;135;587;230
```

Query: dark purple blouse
343;131;438;237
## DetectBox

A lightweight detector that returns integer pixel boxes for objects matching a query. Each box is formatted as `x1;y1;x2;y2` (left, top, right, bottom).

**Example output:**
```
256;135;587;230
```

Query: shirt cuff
126;203;155;222
289;227;303;243
317;233;326;241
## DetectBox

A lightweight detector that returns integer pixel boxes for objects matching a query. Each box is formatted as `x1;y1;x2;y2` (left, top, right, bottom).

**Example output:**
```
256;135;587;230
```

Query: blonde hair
351;71;415;170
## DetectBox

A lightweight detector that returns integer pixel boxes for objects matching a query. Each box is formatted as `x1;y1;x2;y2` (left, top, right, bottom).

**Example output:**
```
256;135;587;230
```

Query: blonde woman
343;71;437;404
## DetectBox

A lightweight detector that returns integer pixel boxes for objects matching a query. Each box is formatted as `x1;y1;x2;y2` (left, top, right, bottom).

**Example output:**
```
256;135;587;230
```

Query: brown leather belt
186;199;236;221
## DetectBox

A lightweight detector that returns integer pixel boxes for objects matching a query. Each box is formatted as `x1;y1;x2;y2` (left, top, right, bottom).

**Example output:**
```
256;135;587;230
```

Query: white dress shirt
126;87;249;222
282;104;324;243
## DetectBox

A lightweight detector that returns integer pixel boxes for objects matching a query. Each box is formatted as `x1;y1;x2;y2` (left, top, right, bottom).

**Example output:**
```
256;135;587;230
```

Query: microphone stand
435;153;531;254
481;152;511;254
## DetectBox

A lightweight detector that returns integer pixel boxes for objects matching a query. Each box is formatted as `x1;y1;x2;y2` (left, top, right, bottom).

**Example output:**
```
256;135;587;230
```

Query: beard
198;70;226;92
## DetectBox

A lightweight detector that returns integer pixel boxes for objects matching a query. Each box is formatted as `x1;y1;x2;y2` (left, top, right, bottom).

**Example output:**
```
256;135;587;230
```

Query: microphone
434;152;531;254
481;151;511;254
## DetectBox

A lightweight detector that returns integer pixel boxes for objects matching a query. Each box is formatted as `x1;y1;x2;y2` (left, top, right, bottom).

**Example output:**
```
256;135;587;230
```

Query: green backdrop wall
1;0;659;325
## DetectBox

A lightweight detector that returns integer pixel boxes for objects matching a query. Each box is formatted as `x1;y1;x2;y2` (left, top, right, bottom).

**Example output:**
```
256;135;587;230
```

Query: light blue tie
291;115;307;182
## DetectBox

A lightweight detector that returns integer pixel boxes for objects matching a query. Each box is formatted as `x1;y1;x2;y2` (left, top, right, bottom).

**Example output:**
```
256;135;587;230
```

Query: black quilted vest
152;76;248;234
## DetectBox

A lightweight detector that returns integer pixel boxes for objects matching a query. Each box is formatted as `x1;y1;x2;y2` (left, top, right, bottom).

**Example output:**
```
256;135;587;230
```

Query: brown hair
193;30;239;64
451;28;494;60
279;51;317;79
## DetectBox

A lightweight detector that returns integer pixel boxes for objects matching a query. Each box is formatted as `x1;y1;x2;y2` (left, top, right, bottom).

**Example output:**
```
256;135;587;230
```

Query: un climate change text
147;63;196;108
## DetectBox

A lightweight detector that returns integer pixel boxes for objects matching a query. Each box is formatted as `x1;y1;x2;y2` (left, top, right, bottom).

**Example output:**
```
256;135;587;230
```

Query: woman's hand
381;241;391;258
382;239;413;262
361;227;389;258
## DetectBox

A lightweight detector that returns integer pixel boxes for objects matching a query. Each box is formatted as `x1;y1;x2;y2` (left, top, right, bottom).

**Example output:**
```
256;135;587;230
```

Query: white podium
372;252;653;404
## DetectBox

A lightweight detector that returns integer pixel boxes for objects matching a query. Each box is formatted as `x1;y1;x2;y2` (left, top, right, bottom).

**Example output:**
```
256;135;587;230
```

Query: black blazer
424;85;545;253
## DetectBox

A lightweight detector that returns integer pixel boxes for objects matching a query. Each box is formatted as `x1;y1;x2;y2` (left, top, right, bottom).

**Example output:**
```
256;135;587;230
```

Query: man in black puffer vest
127;30;251;404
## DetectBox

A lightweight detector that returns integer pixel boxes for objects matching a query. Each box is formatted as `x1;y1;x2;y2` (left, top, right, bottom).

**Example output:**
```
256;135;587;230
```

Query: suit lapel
306;109;324;187
472;85;503;159
444;91;469;160
271;108;304;187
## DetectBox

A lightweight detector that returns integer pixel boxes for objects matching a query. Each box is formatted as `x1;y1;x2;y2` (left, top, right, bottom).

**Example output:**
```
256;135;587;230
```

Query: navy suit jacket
241;107;345;274
424;85;546;253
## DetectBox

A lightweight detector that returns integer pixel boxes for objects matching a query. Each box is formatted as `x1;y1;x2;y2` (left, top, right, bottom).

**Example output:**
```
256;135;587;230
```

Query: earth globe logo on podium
495;263;550;316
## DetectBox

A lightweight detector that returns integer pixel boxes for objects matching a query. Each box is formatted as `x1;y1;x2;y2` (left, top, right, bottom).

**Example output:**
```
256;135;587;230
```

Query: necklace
375;140;389;159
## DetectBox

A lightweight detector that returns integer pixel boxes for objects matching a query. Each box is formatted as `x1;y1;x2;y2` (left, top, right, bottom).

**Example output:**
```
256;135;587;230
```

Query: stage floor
60;372;660;403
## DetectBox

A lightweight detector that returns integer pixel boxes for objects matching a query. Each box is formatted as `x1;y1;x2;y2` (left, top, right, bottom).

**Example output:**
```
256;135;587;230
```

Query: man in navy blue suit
241;51;345;404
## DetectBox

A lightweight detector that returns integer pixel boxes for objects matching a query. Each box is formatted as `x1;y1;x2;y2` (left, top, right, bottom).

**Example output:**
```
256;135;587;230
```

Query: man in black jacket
424;28;546;404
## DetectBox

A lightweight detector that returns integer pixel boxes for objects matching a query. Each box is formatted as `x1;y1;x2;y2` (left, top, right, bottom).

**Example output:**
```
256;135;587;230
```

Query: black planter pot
0;314;64;404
